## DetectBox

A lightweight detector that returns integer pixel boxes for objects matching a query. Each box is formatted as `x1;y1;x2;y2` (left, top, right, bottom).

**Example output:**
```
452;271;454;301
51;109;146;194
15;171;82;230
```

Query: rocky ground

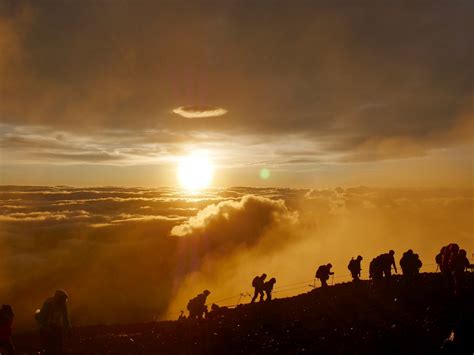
13;273;474;354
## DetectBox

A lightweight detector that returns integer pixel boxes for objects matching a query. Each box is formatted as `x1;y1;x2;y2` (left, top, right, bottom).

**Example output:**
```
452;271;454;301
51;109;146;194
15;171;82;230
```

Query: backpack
315;266;324;279
186;297;196;312
252;276;259;287
348;259;357;272
442;243;459;271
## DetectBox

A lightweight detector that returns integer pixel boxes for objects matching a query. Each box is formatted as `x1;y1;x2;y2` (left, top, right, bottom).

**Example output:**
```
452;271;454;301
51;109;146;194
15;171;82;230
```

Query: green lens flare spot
259;168;270;180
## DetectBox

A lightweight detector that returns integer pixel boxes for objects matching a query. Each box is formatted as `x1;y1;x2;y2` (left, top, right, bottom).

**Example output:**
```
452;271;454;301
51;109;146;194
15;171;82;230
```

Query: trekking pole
331;275;334;285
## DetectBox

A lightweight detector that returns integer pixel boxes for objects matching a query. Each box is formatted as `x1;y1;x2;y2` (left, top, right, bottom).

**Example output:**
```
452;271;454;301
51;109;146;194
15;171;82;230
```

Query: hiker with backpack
251;274;267;303
438;243;460;291
369;256;384;283
315;264;334;288
35;290;71;355
0;305;15;355
187;290;210;320
400;249;422;283
435;246;446;272
453;249;470;295
378;250;397;279
263;278;277;301
348;256;363;282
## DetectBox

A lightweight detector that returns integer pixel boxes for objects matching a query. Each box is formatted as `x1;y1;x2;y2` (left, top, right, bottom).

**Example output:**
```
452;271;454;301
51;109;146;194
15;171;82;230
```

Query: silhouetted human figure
0;305;15;355
263;278;277;301
187;290;210;320
315;264;334;288
436;246;446;272
400;250;422;283
413;254;422;276
400;249;413;275
251;274;267;303
36;290;71;355
348;256;363;282
453;249;470;296
177;311;186;321
369;257;383;283
379;250;397;279
439;243;460;291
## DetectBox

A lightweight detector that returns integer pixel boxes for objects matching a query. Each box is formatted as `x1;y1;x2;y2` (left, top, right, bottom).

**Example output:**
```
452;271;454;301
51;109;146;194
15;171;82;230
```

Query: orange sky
0;1;473;188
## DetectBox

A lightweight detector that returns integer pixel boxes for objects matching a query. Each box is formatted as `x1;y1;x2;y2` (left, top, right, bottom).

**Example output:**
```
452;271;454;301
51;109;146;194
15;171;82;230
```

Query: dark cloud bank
0;186;472;329
0;0;473;163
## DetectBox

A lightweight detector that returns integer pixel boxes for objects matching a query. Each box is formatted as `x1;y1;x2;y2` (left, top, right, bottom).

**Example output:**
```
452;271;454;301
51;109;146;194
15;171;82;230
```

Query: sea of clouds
0;186;472;329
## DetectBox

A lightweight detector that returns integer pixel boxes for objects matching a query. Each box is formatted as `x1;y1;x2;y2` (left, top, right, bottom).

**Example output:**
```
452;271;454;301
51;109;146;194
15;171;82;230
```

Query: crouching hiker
315;264;334;288
348;256;363;282
263;278;277;301
187;290;210;320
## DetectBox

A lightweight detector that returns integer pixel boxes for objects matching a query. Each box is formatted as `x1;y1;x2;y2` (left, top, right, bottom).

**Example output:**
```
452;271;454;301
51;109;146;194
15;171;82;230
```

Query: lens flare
260;168;271;180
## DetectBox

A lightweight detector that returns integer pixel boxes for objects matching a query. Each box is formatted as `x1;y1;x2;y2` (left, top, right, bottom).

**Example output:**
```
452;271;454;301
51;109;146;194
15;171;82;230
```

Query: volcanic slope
14;273;474;354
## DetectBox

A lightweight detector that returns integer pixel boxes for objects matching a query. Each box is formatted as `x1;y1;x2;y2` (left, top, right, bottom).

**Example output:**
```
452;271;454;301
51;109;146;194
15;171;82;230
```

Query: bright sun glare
178;151;214;191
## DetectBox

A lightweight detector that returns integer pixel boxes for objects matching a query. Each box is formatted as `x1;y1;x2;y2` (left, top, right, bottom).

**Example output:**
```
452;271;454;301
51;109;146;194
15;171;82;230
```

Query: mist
0;186;472;330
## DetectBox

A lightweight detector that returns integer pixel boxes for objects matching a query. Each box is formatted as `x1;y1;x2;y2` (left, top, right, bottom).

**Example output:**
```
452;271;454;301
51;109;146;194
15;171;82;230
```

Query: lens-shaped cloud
173;105;227;118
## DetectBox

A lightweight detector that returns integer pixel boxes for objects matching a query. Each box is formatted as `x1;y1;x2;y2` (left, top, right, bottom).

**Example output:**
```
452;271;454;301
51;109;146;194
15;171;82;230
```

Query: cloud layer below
0;185;472;329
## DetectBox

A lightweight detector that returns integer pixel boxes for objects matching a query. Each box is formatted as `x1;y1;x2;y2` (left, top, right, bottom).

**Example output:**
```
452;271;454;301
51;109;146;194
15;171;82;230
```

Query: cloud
0;1;472;171
171;195;298;253
173;106;227;119
1;186;473;329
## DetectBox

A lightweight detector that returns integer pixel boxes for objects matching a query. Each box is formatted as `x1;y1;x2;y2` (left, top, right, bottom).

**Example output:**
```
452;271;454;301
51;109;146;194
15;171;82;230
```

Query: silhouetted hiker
348;256;363;282
453;249;470;295
177;311;186;321
413;254;422;276
187;290;210;320
436;246;446;272
379;250;397;278
400;249;422;282
0;305;15;355
438;243;460;291
35;290;71;355
369;257;383;282
315;264;334;288
251;273;267;303
263;278;277;301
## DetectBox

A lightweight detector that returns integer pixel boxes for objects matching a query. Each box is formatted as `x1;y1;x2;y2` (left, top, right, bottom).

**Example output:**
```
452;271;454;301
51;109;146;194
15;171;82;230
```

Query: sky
0;0;473;188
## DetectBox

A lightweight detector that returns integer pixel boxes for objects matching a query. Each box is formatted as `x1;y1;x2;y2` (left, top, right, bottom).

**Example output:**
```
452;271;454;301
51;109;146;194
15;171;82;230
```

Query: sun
178;151;214;191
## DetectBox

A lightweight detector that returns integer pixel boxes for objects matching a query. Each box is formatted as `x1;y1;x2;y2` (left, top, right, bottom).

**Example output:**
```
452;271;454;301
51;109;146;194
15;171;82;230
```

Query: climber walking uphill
35;289;71;355
453;249;470;295
251;274;267;303
315;264;334;288
437;243;472;295
348;256;363;282
400;249;422;282
187;290;211;320
263;278;277;301
379;250;397;279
